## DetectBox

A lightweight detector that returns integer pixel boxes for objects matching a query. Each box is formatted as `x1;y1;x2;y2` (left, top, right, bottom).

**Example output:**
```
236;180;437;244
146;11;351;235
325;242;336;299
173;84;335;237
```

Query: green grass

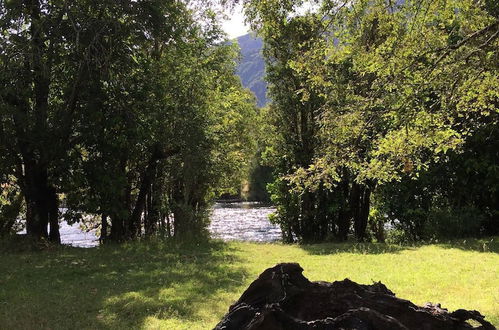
1;238;498;329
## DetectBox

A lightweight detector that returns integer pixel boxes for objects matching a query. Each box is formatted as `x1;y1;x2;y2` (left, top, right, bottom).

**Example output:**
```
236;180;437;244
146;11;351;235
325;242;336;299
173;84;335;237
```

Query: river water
209;202;281;242
37;202;280;248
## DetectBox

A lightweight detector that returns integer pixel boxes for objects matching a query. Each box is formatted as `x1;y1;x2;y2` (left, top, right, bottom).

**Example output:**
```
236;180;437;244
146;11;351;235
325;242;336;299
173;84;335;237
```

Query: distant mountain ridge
235;33;268;107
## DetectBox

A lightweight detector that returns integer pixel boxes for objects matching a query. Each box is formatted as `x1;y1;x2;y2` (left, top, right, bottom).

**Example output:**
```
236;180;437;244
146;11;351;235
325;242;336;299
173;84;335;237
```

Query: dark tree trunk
18;163;59;243
359;185;372;242
128;145;178;240
100;214;108;243
316;187;331;240
172;179;185;238
145;178;161;237
353;183;372;242
109;156;130;242
129;145;175;239
47;186;60;243
349;182;362;240
24;164;49;240
300;191;316;243
110;215;124;242
337;171;351;241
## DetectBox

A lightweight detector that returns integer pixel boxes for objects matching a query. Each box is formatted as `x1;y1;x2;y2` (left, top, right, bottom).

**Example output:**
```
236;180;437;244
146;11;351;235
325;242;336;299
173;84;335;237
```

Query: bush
424;207;484;239
0;191;24;236
0;235;58;253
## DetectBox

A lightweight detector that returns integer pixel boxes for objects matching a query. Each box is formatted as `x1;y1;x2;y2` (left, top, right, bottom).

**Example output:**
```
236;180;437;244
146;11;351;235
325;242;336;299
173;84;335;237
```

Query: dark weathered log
215;263;495;330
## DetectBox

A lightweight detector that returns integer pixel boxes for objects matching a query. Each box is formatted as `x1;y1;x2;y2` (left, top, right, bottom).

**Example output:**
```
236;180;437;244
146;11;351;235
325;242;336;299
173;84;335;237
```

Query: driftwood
215;263;495;330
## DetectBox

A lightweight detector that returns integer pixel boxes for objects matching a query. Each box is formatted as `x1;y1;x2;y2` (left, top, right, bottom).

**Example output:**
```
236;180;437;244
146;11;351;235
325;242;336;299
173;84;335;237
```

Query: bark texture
215;263;495;330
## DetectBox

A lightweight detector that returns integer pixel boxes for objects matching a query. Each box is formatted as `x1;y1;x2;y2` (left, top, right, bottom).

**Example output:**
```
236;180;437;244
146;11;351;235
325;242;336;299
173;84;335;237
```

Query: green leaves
0;0;261;240
242;0;498;241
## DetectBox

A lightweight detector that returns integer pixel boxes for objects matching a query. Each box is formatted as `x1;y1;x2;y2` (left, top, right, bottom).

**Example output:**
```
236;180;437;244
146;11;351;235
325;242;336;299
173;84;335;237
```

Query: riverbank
1;238;498;329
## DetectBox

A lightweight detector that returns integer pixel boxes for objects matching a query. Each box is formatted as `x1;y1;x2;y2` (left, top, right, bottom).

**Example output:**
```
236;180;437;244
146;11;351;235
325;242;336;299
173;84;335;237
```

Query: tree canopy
0;0;259;242
242;0;498;242
0;0;497;245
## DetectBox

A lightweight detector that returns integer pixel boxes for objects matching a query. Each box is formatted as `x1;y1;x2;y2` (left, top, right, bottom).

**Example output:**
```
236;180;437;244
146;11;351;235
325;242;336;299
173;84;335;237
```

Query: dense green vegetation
1;0;497;246
244;0;498;243
0;0;260;242
1;238;498;329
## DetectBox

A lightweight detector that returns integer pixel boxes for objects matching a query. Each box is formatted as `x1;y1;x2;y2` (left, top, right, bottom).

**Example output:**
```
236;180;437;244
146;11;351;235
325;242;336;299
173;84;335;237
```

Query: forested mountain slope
236;33;268;107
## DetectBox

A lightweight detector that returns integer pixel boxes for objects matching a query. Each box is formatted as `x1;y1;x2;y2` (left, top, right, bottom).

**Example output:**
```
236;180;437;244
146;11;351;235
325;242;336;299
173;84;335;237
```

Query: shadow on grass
432;237;499;253
0;239;246;329
299;237;499;256
299;242;412;255
95;240;246;329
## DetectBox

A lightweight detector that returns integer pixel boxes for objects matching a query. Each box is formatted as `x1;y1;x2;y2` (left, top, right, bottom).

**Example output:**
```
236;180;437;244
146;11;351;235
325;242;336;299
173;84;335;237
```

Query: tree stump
215;263;495;330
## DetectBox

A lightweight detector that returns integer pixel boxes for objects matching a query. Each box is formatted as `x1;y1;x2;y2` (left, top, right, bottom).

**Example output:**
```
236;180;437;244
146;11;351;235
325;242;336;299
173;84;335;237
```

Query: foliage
0;184;23;236
243;0;498;242
0;0;259;242
377;120;499;240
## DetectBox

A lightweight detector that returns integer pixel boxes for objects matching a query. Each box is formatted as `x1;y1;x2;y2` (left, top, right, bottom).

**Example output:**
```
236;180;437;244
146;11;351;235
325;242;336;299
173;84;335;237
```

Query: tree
0;0;107;242
243;0;498;241
1;1;259;243
59;2;259;242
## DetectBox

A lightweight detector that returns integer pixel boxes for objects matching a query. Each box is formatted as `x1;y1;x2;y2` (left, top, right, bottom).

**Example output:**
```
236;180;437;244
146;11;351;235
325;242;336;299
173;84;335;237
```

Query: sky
222;5;250;39
220;3;320;39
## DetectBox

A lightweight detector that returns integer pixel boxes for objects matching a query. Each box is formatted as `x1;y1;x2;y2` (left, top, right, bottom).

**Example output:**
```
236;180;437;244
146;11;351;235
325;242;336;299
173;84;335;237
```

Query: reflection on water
209;202;281;242
20;202;280;247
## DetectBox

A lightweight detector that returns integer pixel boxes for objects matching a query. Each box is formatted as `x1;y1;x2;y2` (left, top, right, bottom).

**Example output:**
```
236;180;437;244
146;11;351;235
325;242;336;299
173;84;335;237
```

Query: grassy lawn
1;238;498;329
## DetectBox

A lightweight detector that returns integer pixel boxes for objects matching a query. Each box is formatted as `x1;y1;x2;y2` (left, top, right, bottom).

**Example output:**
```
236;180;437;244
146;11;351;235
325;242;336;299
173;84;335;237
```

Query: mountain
236;33;268;107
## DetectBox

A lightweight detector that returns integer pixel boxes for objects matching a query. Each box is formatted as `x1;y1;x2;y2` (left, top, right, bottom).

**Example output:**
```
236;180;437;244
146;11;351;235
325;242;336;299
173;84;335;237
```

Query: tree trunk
109;156;130;242
100;214;108;243
145;178;161;237
24;164;49;240
337;170;351;241
316;187;330;240
110;215;124;242
47;186;60;243
129;155;159;239
130;145;178;239
172;180;184;238
299;191;316;243
352;183;372;242
349;181;362;241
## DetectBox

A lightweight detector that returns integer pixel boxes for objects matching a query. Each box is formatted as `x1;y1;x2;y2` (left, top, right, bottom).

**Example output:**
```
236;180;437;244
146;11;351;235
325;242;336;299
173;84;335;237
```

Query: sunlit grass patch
0;237;498;329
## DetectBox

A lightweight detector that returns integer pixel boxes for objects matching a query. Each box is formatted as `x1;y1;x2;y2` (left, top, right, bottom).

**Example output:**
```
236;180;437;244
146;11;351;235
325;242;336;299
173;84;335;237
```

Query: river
209;202;280;242
35;202;280;248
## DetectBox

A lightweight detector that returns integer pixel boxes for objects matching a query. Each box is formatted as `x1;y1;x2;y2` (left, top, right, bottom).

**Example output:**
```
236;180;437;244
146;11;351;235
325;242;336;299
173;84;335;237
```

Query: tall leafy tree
243;0;498;241
1;0;259;243
0;0;112;242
